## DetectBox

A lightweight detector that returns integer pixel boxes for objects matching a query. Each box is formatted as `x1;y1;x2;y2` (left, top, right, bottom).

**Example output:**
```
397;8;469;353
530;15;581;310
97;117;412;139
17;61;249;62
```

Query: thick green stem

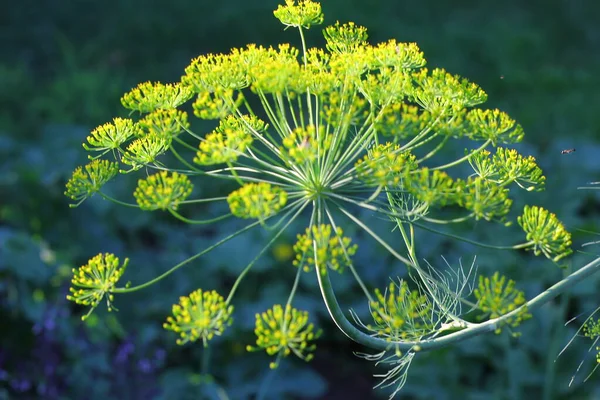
316;256;600;352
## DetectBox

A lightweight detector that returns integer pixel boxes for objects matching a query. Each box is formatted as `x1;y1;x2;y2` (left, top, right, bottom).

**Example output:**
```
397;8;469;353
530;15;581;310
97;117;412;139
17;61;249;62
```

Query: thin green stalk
431;139;491;170
323;201;374;303
337;206;412;267
226;199;310;303
169;209;232;225
113;214;272;293
98;193;138;208
256;354;283;400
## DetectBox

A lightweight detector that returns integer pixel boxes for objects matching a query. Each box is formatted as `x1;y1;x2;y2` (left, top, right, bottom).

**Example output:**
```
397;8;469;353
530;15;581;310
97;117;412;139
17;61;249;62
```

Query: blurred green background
1;0;600;398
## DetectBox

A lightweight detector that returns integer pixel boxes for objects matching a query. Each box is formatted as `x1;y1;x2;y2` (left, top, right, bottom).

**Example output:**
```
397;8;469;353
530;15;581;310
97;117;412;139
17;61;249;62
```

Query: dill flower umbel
163;289;233;346
66;253;128;320
247;304;322;369
63;1;587;397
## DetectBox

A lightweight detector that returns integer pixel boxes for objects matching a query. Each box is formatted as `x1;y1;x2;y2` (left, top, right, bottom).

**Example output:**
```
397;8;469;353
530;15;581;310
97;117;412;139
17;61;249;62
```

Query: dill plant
64;0;600;396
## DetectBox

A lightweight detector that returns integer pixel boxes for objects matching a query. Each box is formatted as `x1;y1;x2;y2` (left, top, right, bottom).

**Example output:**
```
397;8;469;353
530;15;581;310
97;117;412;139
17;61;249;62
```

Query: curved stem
169;209;232;225
412;220;526;251
98;192;138;208
316;255;600;352
431;139;491;171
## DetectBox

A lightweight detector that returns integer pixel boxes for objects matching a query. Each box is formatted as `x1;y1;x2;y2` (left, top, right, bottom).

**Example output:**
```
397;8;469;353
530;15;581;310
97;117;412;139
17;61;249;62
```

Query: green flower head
518;205;572;262
355;143;417;187
368;280;434;341
66;253;128;320
273;0;324;29
163;289;234;346
138;109;190;140
65;159;119;207
83;118;141;155
247;304;322;369
194;115;256;165
292;224;357;274
121;81;193;113
121;134;171;171
134;171;193;211
474;272;531;334
227;182;288;220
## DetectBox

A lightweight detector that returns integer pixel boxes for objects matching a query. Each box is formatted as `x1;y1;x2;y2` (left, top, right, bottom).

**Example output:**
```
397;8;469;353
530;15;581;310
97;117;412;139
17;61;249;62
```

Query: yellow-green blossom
182;52;250;93
121;135;170;171
273;0;324;29
517;205;572;262
65;159;119;206
355;143;417;187
367;40;426;70
121;81;193;113
583;318;600;364
465;109;524;145
368;280;433;341
456;176;513;223
474;272;531;334
192;88;243;120
66;253;128;320
493;147;545;191
134;171;193;211
293;224;357;274
248;44;301;94
138;109;190;140
227;183;288;219
83;118;141;155
405;168;456;206
411;68;487;116
163;289;233;346
375;103;432;139
247;304;322;369
282;125;331;165
323;21;368;54
194;115;256;165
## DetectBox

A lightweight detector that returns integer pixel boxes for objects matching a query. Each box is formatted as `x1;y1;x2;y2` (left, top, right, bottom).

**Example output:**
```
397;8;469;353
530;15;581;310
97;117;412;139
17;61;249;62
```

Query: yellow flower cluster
133;171;193;211
355;143;417;187
138;109;189;140
66;253;128;320
227;182;288;220
65;159;119;205
282;125;331;165
474;272;531;334
292;224;357;274
163;289;233;346
121;81;193;113
518;205;572;262
247;304;321;369
83;117;140;154
369;280;433;341
273;0;324;29
194;115;255;165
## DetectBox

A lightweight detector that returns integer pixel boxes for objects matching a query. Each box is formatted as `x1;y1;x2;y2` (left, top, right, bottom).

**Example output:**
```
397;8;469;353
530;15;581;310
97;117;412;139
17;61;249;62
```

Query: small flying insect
561;148;576;154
